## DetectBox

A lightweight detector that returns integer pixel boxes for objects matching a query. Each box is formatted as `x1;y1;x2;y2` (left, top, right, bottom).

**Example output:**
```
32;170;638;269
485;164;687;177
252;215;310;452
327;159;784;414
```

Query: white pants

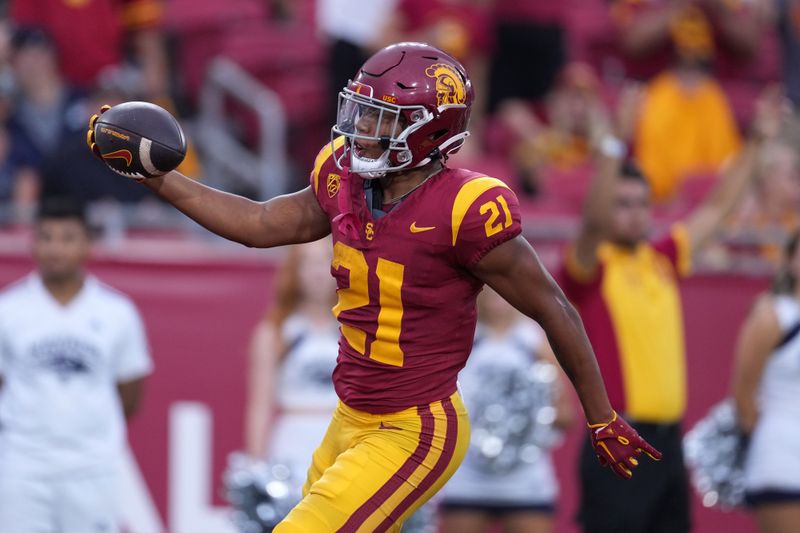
0;473;118;533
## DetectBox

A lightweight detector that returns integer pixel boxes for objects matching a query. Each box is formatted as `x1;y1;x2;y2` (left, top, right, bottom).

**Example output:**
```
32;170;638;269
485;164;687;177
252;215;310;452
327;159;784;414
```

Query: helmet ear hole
430;129;449;140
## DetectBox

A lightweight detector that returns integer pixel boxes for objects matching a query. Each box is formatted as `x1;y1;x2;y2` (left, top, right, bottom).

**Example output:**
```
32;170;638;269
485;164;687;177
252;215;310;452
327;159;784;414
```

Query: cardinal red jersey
310;139;522;414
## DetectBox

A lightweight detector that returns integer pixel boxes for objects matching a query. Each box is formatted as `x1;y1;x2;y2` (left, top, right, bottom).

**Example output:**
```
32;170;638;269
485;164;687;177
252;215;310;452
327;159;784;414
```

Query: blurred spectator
10;0;169;100
732;229;800;532
7;1;202;192
438;288;574;533
244;239;339;488
487;0;567;113
39;87;154;206
317;0;397;121
777;0;800;108
612;0;774;202
6;26;86;219
0;129;18;212
0;19;16;122
725;118;800;265
378;0;490;150
380;0;490;63
611;0;770;81
557;86;784;533
0;20;17;221
0;198;152;533
633;66;741;203
494;62;613;200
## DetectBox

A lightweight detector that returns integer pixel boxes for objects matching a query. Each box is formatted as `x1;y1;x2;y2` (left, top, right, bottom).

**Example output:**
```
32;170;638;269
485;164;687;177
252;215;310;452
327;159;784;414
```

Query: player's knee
275;502;339;533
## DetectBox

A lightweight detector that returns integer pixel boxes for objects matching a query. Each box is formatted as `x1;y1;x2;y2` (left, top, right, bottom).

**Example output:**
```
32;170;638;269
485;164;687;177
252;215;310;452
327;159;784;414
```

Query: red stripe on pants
376;396;458;531
336;404;435;532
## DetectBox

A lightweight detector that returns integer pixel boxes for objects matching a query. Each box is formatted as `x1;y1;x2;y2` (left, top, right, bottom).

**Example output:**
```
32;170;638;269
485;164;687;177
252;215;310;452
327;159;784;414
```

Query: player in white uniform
439;289;574;533
244;238;339;486
0;199;153;533
733;229;800;533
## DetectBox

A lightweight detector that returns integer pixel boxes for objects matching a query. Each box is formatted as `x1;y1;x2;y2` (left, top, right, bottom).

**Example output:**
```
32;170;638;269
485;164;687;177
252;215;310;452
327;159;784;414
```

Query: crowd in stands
0;0;797;270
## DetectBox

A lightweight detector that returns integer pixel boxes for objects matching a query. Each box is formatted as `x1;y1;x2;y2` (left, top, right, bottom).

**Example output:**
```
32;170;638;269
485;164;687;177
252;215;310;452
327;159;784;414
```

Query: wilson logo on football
424;63;466;107
99;127;130;141
102;149;133;167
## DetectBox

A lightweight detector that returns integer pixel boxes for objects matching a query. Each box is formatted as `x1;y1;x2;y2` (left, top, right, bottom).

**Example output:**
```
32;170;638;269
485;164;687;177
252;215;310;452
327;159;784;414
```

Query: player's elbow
240;236;265;249
530;281;579;327
237;231;280;249
553;286;584;330
546;278;575;314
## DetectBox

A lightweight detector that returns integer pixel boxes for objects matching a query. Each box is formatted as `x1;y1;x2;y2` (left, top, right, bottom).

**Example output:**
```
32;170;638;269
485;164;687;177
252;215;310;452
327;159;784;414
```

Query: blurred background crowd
0;0;797;272
0;0;799;532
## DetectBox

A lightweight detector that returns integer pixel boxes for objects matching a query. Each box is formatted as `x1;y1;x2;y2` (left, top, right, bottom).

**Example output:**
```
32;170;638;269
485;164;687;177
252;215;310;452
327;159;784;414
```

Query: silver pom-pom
467;361;559;474
400;499;439;533
683;399;749;510
222;452;301;532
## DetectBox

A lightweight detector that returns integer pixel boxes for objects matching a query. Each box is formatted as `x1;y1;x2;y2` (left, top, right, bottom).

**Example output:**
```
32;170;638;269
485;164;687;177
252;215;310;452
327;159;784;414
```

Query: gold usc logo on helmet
425;63;466;107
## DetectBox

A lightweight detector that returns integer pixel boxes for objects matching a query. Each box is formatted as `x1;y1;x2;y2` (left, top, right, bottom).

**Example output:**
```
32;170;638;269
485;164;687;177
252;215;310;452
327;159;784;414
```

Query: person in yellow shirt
612;0;773;202
634;67;741;201
557;86;787;533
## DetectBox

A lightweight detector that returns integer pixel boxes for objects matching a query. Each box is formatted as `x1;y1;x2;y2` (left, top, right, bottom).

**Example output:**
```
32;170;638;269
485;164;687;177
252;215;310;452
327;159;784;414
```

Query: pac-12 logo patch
425;63;467;107
327;173;341;198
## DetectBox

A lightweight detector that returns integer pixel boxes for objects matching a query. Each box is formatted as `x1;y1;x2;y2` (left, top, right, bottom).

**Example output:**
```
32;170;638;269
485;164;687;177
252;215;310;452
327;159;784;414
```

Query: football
93;101;187;178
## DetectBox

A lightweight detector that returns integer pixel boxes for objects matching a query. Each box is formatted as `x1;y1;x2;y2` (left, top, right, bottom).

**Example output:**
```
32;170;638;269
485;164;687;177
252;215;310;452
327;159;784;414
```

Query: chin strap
331;173;361;240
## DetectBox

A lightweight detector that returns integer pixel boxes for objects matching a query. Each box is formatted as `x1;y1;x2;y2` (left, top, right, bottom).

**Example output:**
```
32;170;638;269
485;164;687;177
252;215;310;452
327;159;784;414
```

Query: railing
195;56;289;200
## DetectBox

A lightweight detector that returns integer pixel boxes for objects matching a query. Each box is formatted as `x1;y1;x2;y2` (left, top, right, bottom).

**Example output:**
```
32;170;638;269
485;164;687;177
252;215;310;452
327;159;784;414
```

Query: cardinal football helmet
332;42;474;178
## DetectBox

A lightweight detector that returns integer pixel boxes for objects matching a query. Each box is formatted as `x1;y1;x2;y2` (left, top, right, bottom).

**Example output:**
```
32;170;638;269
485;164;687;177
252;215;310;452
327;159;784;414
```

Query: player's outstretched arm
471;235;662;478
141;172;331;248
86;104;330;248
471;235;611;423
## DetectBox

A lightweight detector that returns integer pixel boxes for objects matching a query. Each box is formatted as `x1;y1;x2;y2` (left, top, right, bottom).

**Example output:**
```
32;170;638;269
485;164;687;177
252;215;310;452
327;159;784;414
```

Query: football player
88;42;660;532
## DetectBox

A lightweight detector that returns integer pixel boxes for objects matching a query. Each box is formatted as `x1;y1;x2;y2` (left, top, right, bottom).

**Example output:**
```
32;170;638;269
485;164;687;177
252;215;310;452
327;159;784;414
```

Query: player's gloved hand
588;411;662;479
86;105;112;159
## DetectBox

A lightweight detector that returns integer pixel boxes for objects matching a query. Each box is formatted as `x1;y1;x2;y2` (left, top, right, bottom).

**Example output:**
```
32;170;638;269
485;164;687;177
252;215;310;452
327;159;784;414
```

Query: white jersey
745;294;800;492
441;321;559;506
269;313;339;482
0;273;153;479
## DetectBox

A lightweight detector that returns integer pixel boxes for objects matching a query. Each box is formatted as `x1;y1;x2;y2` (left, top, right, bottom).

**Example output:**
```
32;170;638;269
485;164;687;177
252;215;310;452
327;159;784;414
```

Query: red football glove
588;411;662;479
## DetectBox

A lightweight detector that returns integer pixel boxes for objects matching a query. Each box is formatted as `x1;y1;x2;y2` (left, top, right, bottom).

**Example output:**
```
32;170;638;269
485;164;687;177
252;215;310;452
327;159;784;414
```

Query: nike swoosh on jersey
379;421;403;430
410;222;436;233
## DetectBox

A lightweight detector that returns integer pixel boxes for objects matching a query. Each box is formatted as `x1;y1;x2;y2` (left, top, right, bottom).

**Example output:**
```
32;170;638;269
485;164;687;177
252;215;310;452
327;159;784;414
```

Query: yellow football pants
274;391;470;532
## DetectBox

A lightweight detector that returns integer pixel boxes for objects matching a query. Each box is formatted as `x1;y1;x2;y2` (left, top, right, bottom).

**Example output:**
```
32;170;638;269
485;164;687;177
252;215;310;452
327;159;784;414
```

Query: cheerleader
439;288;574;533
244;239;340;484
733;229;800;533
